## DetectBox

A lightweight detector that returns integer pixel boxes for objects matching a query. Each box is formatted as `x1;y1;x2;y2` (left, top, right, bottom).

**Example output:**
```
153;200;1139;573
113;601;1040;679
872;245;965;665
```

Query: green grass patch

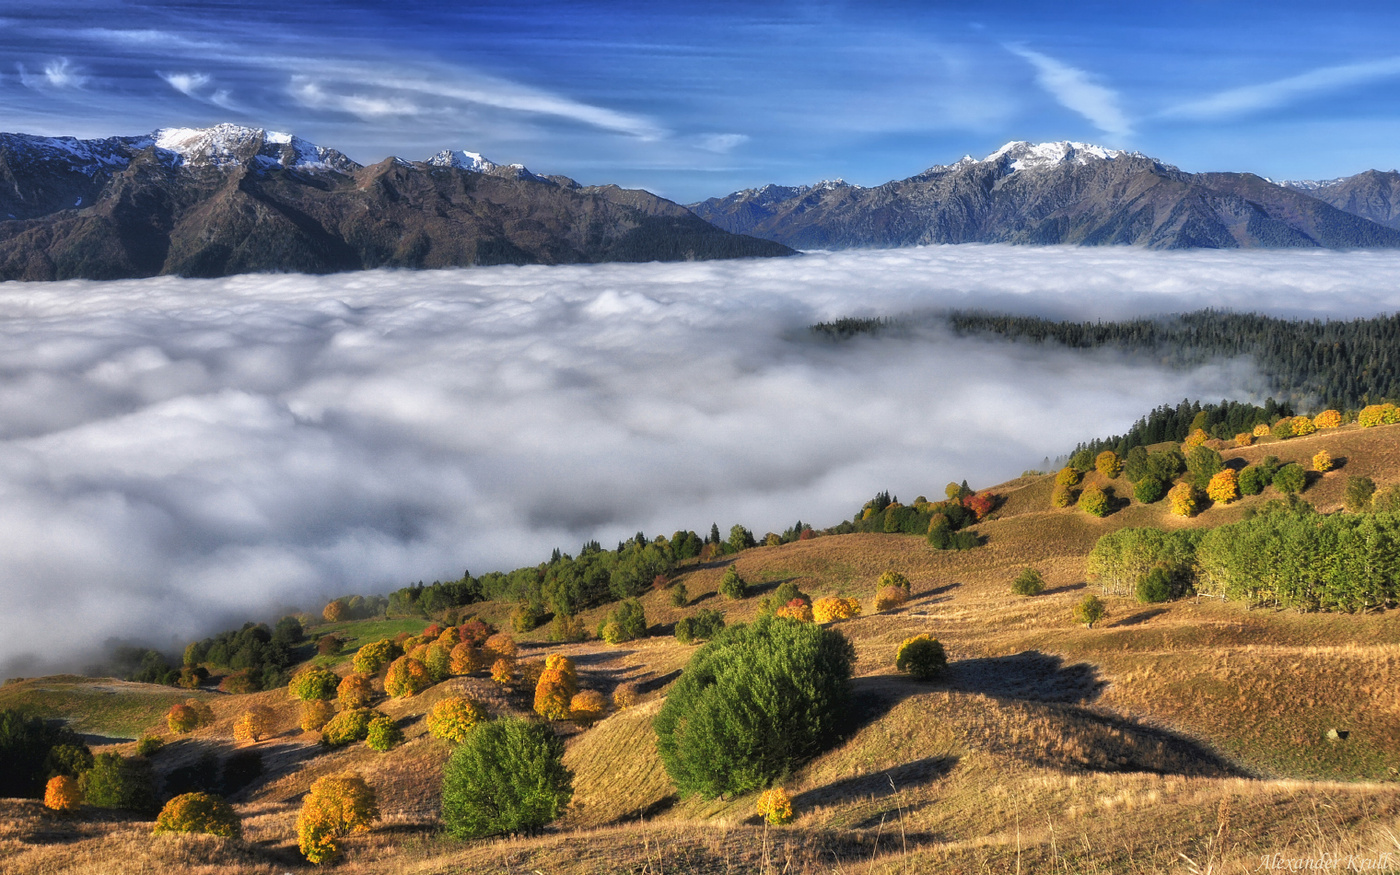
0;676;210;740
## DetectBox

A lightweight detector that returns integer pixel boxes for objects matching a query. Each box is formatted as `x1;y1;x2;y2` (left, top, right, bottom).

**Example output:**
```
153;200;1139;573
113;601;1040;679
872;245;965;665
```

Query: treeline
1068;398;1294;460
834;486;992;550
946;308;1400;410
1088;497;1400;612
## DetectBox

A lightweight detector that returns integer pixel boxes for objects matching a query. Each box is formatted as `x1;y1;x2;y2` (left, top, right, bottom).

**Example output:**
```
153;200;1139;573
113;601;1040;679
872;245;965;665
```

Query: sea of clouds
4;244;1400;668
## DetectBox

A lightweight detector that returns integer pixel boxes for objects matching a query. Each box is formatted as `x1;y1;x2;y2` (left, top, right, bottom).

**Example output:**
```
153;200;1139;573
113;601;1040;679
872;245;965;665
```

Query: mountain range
690;141;1400;251
0;124;791;282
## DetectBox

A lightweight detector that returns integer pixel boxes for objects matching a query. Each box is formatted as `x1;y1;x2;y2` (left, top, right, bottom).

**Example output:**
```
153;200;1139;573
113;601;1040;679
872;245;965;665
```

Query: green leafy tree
80;753;158;813
1344;476;1377;512
669;582;689;607
653;616;855;799
365;716;404;752
288;668;340;702
675;609;726;644
1239;465;1269;496
1011;567;1045;596
599;599;647;644
440;718;573;839
1077;483;1109;517
895;635;947;680
0;710;89;798
153;792;241;838
718;566;747;599
1133;475;1167;504
1074;594;1107;629
1272;463;1307;495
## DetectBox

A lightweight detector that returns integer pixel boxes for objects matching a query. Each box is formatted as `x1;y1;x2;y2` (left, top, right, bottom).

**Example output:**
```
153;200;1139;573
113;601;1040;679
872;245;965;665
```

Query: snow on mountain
1274;177;1346;192
982;141;1150;172
152;124;359;172
427;149;499;173
0;132;143;176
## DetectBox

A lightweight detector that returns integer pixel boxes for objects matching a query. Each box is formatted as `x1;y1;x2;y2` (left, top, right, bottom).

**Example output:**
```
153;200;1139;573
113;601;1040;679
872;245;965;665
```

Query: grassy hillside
3;421;1400;873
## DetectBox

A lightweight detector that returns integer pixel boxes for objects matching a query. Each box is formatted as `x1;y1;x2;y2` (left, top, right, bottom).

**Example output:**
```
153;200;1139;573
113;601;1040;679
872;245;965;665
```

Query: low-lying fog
4;244;1399;667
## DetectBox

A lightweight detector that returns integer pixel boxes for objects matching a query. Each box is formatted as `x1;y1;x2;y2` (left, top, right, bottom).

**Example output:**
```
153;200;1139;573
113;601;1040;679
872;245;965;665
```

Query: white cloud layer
3;245;1399;668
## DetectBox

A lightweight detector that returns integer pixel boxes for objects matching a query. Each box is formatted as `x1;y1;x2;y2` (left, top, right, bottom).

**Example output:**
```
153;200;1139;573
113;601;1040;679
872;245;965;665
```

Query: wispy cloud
696;133;749;153
159;71;239;111
17;57;89;90
1007;45;1132;140
1162;56;1400;120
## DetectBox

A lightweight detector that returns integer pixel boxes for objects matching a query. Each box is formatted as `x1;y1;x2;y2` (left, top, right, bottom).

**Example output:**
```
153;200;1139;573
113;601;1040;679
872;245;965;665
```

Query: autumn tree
288;668;340;702
383;656;433;698
1095;450;1123;479
428;697;488;743
812;596;860;623
1252;422;1272;438
873;585;909;611
449;642;480;675
1314;409;1342;429
1234;432;1254;447
1183;428;1209;449
44;775;82;812
321;709;386;748
352;639;401;676
167;704;200;735
336;673;374;709
756;787;795;826
1313;450;1334;473
233;706;276;745
1168;482;1199;517
1077;483;1109;517
1074;594;1107;628
1055;467;1082;488
322;600;346;623
300;700;336;733
1291;415;1317;436
1271;418;1295;440
1050;485;1075;508
153;792;241;839
365;716;404;752
490;657;516;684
483;633;517;661
570;690;608;726
1207;469;1240;504
895;635;946;680
296;772;379;865
774;599;814;623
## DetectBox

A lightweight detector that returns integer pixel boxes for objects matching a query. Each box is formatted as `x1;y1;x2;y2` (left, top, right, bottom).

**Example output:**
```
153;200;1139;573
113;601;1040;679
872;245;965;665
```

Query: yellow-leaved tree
426;697;488;743
1313;409;1342;429
756;787;795;825
296;772;379;865
1291;415;1317;436
233;705;276;745
812;596;861;623
1206;469;1239;504
1183;428;1209;449
1168;482;1199;517
570;690;608;726
383;656;432;698
1313;450;1334;473
1234;432;1254;448
1095;451;1123;479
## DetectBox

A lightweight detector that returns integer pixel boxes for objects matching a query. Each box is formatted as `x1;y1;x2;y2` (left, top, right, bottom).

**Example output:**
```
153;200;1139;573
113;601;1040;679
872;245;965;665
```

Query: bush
1077;484;1109;517
1234;432;1254;447
1314;409;1342;429
600;599;647;644
675;608;726;644
1055;467;1082;488
1291;415;1317;436
1095;450;1123;479
136;735;164;757
44;775;82;812
153;792;241;839
757;786;795;826
668;583;689;608
1050;485;1075;508
1207;469;1239;504
1168;482;1198;517
321;708;385;748
440;718;573;839
316;634;345;656
1011;567;1045;597
1345;476;1377;512
80;753;157;813
353;639;401;675
1239;465;1268;496
1074;594;1107;628
1183;427;1209;449
775;599;814;622
428;697;488;742
296;772;379;864
1136;565;1176;603
288;668;340;702
483;633;518;660
653;616;855;798
300;700;336;733
1252;422;1272;437
167;704;200;735
365;716;404;752
1133;476;1167;504
570;690;608;725
772;581;810;607
233;706;276;744
384;656;433;697
612;682;641;710
1272;418;1295;439
718;566;748;599
337;673;375;709
876;571;911;592
511;602;545;633
490;657;516;684
1313;450;1334;473
895;635;946;680
1272;463;1307;494
811;596;860;623
873;585;909;611
549;614;587;643
448;642;481;675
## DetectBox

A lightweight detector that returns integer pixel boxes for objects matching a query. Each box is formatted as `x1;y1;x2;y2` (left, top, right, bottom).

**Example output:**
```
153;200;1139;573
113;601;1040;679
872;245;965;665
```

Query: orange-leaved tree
296;772;379;865
383;656;432;698
775;599;814;622
449;641;480;675
570;690;608;726
533;668;577;721
336;673;374;709
44;775;82;812
1313;409;1342;429
1206;469;1239;504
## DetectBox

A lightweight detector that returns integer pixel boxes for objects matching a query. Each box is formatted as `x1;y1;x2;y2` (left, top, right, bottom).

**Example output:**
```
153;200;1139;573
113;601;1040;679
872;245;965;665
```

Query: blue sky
3;0;1400;202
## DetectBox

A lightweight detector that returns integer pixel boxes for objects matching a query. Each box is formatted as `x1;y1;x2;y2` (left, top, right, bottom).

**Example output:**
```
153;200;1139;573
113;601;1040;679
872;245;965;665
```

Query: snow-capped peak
151;124;358;172
983;140;1144;172
427;149;499;173
1274;177;1344;192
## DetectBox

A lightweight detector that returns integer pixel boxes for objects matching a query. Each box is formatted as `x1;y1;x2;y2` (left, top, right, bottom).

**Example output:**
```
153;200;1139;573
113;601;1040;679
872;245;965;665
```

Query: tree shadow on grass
1042;582;1087;596
1109;607;1168;628
792;755;957;812
944;651;1107;704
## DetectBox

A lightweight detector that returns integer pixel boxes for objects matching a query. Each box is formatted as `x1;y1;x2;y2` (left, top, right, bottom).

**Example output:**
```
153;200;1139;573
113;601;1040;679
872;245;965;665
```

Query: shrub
449;642;481;675
1050;485;1075;508
1314;409;1342;429
718;567;748;599
1011;567;1045;596
1133;476;1167;504
300;700;336;733
756;787;795;826
549;614;587;643
1271;418;1295;440
422;642;453;683
296;772;379;865
812;596;860;623
895;635;947;680
1055;467;1082;488
774;599;814;622
1313;450;1334;473
288;668;339;702
483;633;518;660
1239;465;1268;496
490;657;516;684
669;583;690;608
612;682;641;710
233;706;276;744
1206;469;1239;504
1168;482;1198;517
429;697;489;742
219;670;257;694
1077;484;1109;517
570;690;608;726
876;571;911;592
1095;451;1123;479
511;602;545;633
337;673;375;709
321;708;385;748
653;616;855;799
1291;416;1317;436
1074;594;1107;628
873;585;909;611
1345;476;1377;512
167;704;200;735
1272;463;1307;494
80;753;157;812
153;792;241;839
600;599;647;644
136;735;164;757
440;718;573;839
365;716;404;752
44;775;82;812
459;618;495;646
534;670;576;721
675;608;726;644
384;656;433;698
437;626;462;646
1183;428;1209;449
1252;422;1272;437
353;639;401;676
316;634;345;656
1234;432;1254;447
